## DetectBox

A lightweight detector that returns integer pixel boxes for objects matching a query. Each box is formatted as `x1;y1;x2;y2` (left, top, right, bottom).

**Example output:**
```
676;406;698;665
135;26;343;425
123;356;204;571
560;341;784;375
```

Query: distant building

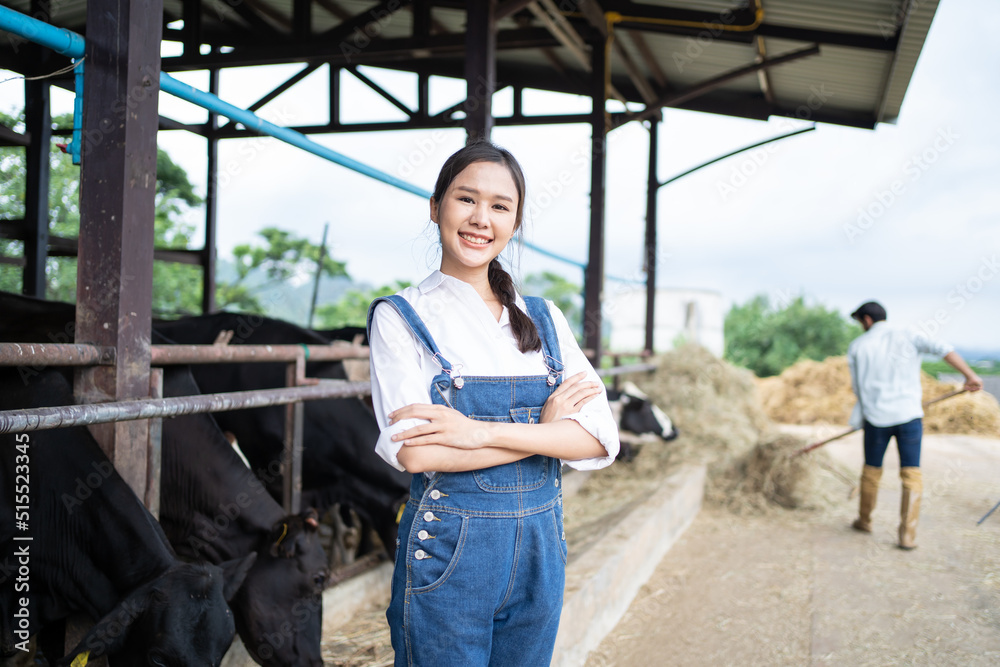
605;287;724;357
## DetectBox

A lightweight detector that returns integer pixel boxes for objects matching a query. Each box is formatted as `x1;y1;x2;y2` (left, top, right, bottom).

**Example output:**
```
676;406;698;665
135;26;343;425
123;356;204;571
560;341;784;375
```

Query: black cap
851;301;887;322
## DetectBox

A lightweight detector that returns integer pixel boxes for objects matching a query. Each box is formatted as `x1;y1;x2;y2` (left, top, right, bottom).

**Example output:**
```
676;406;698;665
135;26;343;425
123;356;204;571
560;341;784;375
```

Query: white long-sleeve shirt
847;321;954;428
368;271;620;472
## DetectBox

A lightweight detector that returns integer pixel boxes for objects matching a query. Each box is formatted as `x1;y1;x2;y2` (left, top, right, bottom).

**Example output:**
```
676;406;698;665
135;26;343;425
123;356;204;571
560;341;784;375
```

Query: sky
2;0;998;354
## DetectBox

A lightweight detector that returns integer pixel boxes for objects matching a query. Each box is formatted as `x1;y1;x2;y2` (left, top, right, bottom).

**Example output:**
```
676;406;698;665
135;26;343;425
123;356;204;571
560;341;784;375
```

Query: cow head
233;510;328;667
57;556;255;667
607;381;679;461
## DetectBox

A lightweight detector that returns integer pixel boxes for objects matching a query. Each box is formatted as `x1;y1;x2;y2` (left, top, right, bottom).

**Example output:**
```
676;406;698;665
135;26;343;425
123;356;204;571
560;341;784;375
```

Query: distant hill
215;259;354;328
954;348;1000;365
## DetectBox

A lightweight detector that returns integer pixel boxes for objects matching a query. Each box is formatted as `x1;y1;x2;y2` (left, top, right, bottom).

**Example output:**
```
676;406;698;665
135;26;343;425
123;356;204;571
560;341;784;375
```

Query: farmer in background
847;300;983;549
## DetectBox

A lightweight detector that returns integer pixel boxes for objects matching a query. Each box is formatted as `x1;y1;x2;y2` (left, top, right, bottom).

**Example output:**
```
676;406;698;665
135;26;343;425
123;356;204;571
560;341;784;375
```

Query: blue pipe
69;59;84;164
1;5;641;283
0;6;85;58
159;72;432;200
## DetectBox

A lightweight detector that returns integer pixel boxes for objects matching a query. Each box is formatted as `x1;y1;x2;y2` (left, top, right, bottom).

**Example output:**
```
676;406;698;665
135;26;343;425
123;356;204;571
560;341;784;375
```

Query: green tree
314;280;412;329
523;271;583;336
222;227;350;314
0;108;205;313
724;293;861;377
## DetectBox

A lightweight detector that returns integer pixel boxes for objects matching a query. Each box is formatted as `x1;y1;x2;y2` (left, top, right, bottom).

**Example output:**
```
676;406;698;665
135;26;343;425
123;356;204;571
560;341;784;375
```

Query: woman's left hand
389;404;492;450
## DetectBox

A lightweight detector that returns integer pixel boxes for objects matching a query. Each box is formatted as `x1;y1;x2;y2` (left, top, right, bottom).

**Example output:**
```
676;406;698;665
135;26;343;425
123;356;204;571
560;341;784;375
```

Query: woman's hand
540;372;603;424
389;404;492;450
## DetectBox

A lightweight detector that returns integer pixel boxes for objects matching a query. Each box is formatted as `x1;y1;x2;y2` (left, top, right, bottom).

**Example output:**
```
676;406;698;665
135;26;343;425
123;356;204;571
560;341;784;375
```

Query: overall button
414;549;428;560
423;511;436;522
561;531;566;541
554;478;560;487
429;489;442;500
417;530;429;540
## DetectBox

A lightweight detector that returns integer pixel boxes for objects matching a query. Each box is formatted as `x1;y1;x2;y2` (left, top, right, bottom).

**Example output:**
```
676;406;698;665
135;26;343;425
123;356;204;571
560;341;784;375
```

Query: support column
75;0;162;497
582;34;607;361
202;66;219;313
464;0;496;142
23;64;51;297
644;117;659;354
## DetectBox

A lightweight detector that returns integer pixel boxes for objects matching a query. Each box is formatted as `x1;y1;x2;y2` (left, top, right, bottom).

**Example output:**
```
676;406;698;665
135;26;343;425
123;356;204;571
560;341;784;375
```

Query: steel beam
464;0;497;141
582;32;607;361
644;118;658;354
217;62;322;131
160;29;561;71
203;66;219;313
0;122;29;147
293;0;312;38
23;19;51;297
182;0;202;56
74;0;162;499
616;44;821;128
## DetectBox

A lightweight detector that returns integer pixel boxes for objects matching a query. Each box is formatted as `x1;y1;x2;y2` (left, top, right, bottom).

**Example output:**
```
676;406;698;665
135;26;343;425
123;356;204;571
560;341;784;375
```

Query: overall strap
522;296;565;383
367;295;455;400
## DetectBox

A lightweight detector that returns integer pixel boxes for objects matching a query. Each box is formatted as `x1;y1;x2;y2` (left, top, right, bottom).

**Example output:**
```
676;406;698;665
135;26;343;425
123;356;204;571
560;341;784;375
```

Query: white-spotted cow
607;381;679;461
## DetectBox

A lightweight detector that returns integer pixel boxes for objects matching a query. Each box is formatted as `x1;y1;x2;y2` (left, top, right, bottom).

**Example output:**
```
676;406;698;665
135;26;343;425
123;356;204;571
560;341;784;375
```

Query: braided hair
432;141;541;353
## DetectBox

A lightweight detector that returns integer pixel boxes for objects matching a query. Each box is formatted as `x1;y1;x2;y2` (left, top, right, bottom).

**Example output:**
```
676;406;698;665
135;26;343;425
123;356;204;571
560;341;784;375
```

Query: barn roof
0;0;940;130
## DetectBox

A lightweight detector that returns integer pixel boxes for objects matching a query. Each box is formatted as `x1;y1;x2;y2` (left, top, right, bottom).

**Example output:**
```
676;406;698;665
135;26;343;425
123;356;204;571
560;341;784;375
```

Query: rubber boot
898;467;923;549
852;465;882;533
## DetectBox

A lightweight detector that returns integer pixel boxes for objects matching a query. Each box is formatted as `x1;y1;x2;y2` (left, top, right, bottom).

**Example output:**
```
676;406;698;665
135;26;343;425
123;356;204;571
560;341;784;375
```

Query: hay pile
756;357;854;425
593;344;851;515
757;356;1000;437
921;374;1000;436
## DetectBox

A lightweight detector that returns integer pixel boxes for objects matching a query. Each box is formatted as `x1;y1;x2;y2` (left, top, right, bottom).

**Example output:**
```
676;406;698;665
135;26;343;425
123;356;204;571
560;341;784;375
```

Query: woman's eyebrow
455;185;514;202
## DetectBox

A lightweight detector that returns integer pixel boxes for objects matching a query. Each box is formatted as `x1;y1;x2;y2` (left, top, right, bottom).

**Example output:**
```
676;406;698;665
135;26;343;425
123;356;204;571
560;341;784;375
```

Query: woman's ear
429;197;438;224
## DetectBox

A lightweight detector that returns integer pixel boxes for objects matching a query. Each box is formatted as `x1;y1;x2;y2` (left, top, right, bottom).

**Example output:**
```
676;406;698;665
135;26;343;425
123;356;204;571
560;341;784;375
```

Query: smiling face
431;160;521;282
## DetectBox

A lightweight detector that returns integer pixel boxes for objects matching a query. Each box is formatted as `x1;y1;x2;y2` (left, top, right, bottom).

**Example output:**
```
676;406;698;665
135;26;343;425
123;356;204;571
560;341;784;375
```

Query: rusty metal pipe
149;344;368;364
0;379;371;435
596;363;659;378
0;343;116;366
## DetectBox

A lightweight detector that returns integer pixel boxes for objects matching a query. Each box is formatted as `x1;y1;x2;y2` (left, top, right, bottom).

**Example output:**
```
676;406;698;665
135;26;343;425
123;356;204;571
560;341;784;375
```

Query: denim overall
368;295;568;667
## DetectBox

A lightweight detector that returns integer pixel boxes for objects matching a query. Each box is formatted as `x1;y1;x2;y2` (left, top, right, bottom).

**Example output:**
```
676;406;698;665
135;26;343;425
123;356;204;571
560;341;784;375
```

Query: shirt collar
416;270;523;328
418;270;447;294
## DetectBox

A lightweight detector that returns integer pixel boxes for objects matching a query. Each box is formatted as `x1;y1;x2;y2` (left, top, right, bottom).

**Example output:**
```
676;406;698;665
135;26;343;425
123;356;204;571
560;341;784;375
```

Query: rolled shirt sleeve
368;303;432;472
547;302;621;470
910;330;954;358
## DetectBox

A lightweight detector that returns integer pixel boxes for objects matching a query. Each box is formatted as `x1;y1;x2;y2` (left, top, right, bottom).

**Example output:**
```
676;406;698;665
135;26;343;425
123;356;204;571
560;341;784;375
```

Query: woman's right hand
539;372;603;423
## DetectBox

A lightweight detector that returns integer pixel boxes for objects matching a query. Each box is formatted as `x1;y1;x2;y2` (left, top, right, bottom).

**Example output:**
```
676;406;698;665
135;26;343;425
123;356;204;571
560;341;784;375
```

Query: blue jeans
390;456;567;666
863;418;922;468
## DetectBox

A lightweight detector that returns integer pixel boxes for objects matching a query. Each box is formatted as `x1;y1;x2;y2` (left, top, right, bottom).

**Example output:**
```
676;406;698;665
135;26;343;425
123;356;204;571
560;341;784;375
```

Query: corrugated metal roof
0;0;940;129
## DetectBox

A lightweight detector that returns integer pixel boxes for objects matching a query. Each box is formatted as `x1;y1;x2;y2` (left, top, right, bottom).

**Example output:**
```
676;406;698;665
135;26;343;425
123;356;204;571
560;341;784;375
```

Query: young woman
367;141;620;666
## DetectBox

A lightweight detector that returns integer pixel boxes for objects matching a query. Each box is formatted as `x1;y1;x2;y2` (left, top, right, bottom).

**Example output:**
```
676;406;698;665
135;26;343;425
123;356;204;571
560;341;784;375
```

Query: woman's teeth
460;233;490;245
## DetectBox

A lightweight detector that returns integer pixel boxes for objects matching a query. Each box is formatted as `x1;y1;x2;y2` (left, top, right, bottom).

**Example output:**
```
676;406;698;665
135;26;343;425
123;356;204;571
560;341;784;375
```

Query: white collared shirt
368;271;620;472
847;321;954;428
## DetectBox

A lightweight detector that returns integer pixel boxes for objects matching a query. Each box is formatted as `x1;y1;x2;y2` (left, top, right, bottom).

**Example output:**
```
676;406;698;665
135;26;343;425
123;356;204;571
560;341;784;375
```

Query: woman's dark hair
432;141;541;353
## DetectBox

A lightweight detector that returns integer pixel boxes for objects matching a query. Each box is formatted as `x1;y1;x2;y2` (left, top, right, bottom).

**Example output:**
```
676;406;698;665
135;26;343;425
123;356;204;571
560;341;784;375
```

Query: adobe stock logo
843;127;959;243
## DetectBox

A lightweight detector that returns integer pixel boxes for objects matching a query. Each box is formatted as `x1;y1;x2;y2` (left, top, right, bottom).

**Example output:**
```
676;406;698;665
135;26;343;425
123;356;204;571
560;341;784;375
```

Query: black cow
607;381;679;462
0;292;407;559
0;367;254;666
0;292;330;666
159;366;328;667
311;326;367;345
153;312;410;556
